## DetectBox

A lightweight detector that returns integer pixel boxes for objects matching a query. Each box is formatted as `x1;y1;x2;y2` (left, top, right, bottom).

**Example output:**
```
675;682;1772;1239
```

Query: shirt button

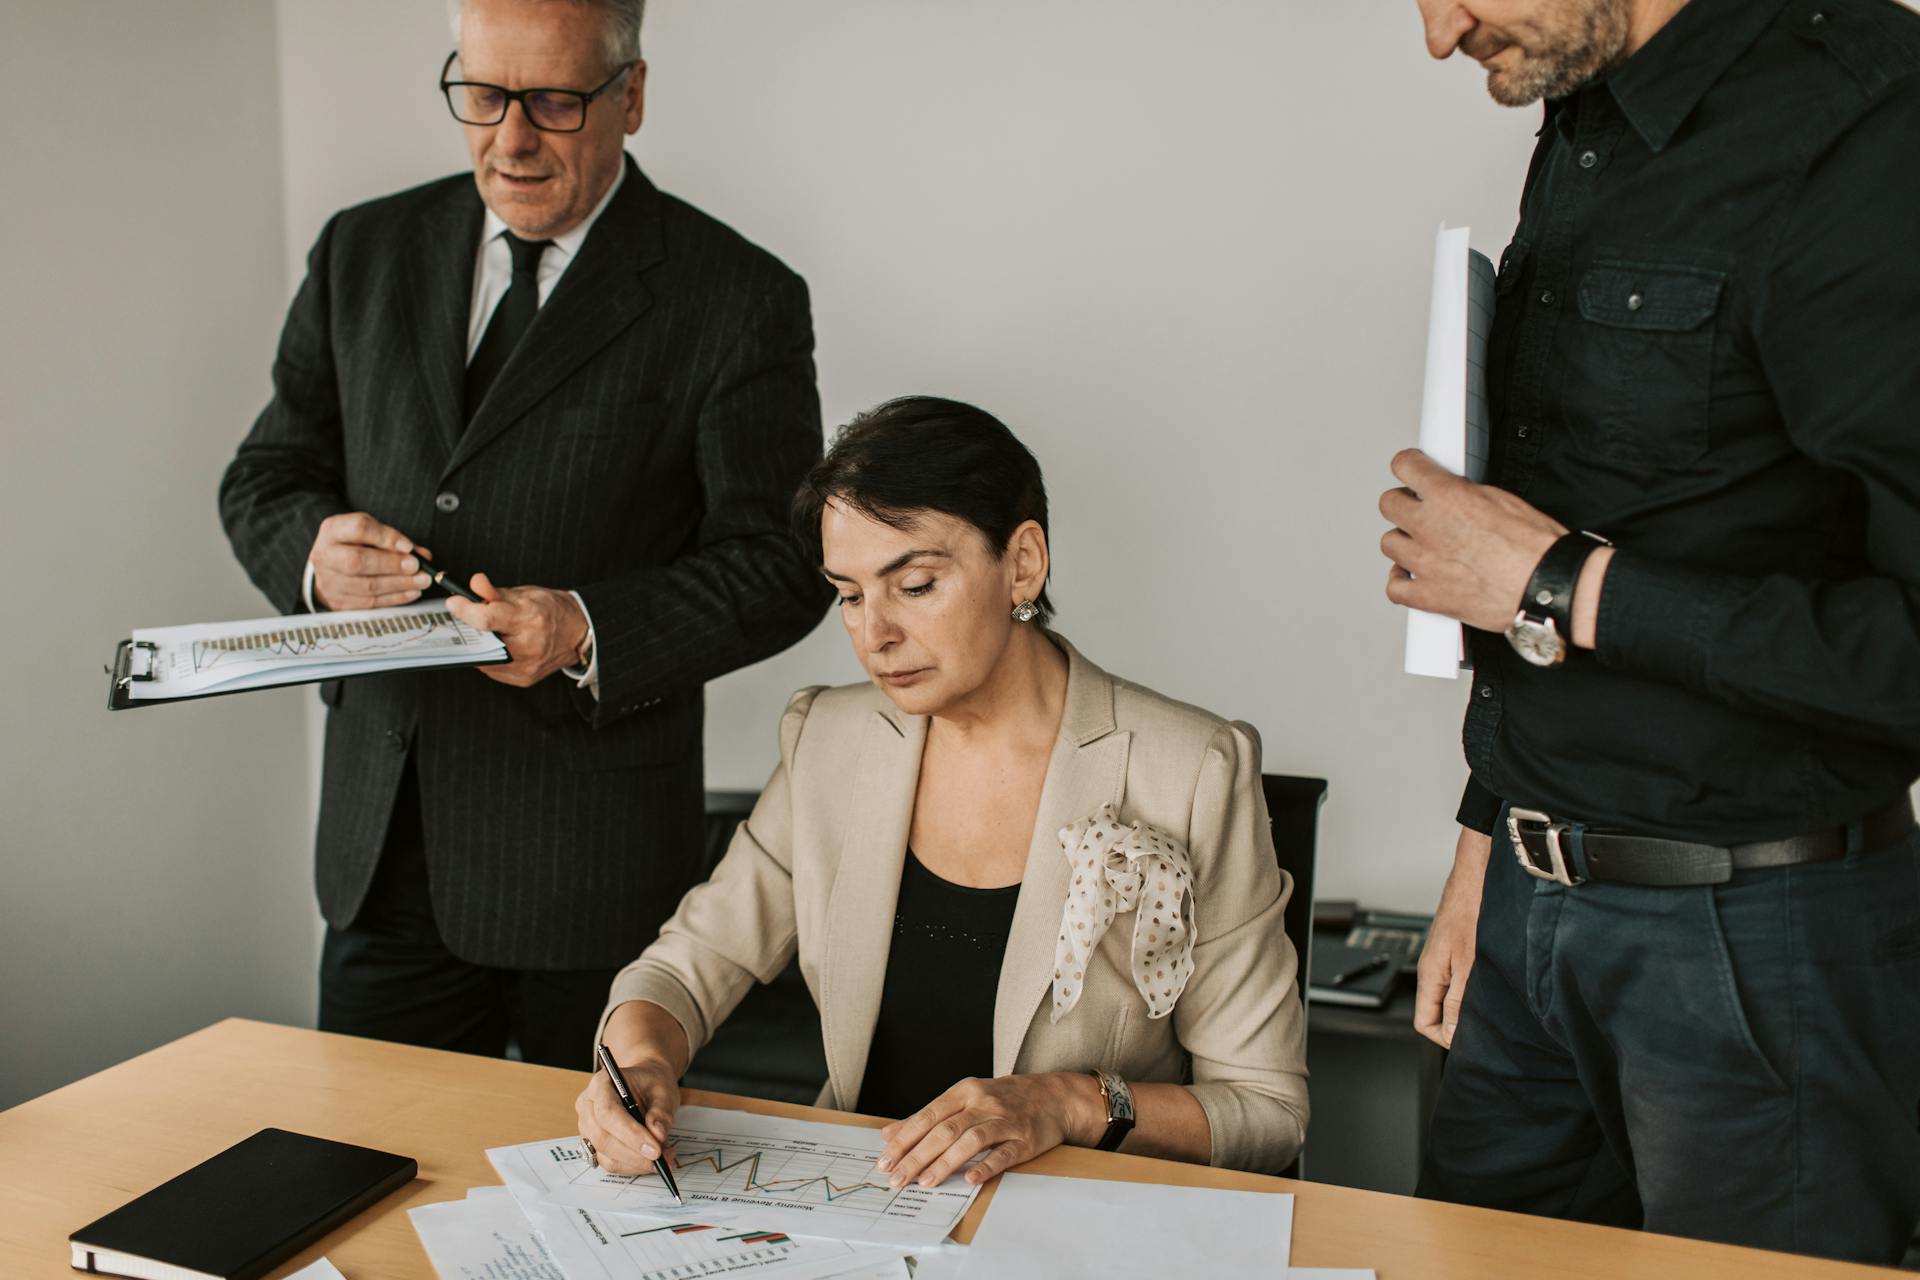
1578;149;1599;168
1539;289;1557;306
1479;686;1494;699
435;491;460;514
1627;292;1644;311
1810;9;1826;24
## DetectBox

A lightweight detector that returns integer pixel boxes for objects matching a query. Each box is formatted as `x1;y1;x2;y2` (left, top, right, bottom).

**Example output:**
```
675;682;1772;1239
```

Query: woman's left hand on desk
876;1072;1102;1189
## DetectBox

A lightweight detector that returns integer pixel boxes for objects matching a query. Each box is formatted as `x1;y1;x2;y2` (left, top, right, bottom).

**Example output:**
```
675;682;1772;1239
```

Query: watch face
1097;1069;1135;1122
1506;616;1564;667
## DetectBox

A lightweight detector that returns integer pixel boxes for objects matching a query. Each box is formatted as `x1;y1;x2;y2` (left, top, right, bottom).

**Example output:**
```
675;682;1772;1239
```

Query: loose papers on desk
285;1261;348;1280
1404;223;1497;680
411;1186;910;1280
409;1192;564;1279
955;1172;1295;1280
494;1188;907;1280
488;1107;981;1250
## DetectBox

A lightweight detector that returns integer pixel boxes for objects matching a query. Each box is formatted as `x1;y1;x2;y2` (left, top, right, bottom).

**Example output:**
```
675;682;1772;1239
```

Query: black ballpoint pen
412;552;480;603
1328;954;1393;987
596;1041;683;1205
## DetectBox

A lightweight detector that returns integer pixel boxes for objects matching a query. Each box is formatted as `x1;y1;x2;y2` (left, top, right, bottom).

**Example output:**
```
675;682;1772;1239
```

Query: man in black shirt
1380;0;1920;1262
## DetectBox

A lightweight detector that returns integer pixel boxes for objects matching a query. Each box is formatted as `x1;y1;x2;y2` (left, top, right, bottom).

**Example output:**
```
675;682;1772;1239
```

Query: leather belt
1506;797;1916;888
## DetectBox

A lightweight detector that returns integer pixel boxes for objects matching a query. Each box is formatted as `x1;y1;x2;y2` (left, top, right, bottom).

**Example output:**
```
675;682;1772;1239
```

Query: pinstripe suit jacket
219;158;831;969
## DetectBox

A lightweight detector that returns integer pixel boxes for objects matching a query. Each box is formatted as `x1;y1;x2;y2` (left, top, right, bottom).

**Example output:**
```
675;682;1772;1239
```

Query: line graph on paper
487;1107;981;1248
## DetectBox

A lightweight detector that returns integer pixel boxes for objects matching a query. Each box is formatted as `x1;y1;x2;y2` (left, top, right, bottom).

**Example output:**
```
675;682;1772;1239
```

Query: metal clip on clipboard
105;639;160;709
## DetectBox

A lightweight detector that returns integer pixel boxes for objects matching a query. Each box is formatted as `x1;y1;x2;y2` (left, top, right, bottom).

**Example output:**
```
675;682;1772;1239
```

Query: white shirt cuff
301;560;320;612
563;589;600;700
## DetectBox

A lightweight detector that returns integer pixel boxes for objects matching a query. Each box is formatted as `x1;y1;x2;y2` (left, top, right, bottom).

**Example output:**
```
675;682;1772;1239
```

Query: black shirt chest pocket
1560;257;1726;468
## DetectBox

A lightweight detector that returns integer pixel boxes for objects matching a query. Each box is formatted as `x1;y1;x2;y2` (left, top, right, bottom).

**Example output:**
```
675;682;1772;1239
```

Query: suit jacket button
386;729;406;752
434;491;460;514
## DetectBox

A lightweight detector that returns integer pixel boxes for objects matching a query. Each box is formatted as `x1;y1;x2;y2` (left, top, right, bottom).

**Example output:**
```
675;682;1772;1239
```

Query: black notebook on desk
1308;938;1402;1009
69;1128;414;1280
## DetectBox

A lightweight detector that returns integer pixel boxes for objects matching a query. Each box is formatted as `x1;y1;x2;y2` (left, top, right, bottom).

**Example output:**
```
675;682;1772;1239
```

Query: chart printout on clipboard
1404;225;1497;679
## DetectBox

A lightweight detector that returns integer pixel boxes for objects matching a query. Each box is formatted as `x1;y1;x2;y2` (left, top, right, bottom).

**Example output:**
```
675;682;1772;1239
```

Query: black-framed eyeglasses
439;51;633;133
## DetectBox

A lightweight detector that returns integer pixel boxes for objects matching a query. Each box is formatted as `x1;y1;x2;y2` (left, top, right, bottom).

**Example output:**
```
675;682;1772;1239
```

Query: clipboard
105;602;511;711
105;635;511;710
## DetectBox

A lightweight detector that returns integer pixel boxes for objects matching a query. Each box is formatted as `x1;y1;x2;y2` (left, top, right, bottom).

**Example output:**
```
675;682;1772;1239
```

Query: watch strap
1518;531;1609;632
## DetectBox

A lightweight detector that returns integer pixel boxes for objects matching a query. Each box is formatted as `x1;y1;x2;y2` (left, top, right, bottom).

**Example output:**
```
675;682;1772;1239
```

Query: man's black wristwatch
1087;1068;1136;1152
1505;531;1611;668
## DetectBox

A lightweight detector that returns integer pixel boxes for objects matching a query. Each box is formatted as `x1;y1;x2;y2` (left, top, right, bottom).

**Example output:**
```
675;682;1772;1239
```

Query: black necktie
464;231;551;422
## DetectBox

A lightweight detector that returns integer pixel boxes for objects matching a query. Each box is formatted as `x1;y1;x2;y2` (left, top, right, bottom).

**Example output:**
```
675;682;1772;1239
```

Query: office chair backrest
1260;773;1328;1000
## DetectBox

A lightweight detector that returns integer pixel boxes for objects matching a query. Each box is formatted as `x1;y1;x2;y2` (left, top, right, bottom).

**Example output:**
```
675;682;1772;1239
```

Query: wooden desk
0;1020;1898;1279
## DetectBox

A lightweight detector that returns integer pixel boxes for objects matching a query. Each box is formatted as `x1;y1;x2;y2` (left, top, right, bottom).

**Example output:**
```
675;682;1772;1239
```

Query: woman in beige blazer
578;397;1308;1182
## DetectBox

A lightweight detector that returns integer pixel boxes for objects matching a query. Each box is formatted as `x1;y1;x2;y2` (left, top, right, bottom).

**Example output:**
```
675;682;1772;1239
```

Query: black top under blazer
219;158;831;969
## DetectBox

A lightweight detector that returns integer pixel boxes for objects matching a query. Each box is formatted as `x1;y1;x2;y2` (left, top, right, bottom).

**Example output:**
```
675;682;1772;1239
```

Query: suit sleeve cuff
1457;776;1502;835
563;589;601;700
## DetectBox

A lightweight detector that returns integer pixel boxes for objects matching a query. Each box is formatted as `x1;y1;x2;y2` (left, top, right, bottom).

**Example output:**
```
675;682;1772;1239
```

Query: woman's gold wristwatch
1087;1068;1136;1152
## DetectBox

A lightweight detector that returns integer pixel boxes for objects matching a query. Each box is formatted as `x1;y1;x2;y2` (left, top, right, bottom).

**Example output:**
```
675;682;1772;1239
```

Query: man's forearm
1570;546;1614;650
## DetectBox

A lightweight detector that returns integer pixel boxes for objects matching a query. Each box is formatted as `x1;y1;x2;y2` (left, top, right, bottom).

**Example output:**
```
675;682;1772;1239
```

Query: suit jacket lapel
821;706;926;1110
992;640;1129;1077
443;158;667;479
402;187;484;457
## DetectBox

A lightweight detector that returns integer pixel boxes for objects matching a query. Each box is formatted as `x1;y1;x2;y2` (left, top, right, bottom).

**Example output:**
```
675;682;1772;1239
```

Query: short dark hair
792;396;1055;624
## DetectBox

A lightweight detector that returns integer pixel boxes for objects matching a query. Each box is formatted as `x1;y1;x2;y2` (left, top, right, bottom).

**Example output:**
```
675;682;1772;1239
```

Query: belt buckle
1507;807;1584;886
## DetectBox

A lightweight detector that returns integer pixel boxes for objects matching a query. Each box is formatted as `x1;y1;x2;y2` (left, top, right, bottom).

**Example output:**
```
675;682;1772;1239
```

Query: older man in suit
219;0;828;1067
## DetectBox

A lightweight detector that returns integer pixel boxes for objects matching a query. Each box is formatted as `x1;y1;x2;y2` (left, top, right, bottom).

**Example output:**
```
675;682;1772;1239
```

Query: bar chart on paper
489;1108;981;1248
512;1194;906;1280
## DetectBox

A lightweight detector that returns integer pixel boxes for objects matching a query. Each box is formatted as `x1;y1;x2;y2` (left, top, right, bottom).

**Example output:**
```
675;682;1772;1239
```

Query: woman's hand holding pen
446;573;590;687
577;1051;681;1176
575;1001;693;1175
307;512;432;610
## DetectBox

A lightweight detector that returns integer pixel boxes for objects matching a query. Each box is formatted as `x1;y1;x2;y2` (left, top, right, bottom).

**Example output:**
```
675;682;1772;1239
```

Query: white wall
272;0;1540;920
0;3;316;1108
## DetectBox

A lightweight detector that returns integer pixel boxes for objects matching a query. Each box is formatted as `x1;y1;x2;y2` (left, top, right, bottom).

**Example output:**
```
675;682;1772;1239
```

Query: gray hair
448;0;645;68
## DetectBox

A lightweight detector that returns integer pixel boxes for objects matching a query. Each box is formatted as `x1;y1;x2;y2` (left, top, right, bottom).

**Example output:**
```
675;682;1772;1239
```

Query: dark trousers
318;760;621;1070
1420;812;1920;1265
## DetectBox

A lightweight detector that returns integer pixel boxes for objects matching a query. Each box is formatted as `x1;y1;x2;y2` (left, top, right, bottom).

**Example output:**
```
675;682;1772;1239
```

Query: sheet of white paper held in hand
1404;223;1497;680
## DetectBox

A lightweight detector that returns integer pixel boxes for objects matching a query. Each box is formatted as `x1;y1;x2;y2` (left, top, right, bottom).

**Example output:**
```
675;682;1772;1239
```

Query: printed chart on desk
489;1107;980;1249
516;1197;906;1280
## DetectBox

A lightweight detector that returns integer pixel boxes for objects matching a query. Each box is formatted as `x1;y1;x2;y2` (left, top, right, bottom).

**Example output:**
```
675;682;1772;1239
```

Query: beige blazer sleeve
1175;720;1310;1173
595;686;823;1054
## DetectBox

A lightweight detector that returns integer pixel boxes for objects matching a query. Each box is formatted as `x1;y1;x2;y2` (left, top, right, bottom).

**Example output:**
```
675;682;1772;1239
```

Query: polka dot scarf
1050;803;1197;1024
